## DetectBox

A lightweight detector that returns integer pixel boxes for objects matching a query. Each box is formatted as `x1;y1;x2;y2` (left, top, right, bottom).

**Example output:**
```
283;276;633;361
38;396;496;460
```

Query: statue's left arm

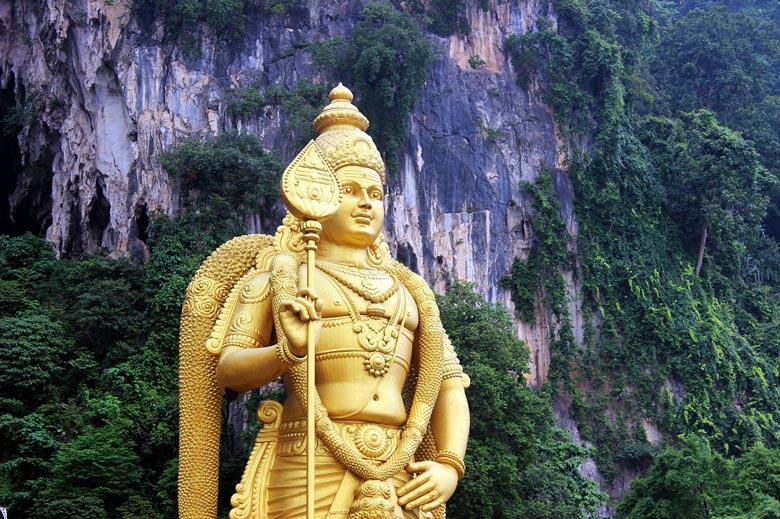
398;339;470;512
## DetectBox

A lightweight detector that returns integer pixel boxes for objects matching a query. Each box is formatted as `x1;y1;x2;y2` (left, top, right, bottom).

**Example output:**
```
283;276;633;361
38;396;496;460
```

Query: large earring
367;233;391;268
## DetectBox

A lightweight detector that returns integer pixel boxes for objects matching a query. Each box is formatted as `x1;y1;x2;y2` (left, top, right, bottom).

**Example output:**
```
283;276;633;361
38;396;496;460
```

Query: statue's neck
315;242;369;266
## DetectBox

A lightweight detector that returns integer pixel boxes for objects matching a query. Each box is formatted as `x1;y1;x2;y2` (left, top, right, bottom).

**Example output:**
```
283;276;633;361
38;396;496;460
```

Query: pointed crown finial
330;82;353;102
313;83;385;182
313;83;369;133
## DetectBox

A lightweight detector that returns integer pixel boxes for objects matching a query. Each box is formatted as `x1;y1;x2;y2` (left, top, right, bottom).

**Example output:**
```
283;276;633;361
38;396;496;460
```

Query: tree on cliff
639;111;772;278
439;281;605;519
618;436;780;519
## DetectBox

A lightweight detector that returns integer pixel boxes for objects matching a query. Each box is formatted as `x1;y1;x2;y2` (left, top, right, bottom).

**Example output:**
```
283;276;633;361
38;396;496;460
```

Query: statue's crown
314;84;386;182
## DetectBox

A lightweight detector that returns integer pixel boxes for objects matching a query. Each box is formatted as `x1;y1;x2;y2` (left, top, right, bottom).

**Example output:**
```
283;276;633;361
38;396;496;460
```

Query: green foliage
439;282;605;519
2;127;282;518
0;233;185;518
226;80;329;147
260;0;303;16
427;0;470;36
659;3;780;260
159;131;281;246
653;4;780;249
0;127;280;515
501;0;780;496
468;54;486;69
565;101;780;475
132;0;254;55
501;170;570;323
515;428;608;519
656;7;776;110
0;310;68;401
507;0;663;133
312;2;433;173
2;104;36;136
38;424;142;515
475;118;502;141
506;18;589;125
160;131;280;210
0;242;607;519
225;85;265;119
347;2;432;172
618;437;780;519
639;110;774;278
505;31;543;90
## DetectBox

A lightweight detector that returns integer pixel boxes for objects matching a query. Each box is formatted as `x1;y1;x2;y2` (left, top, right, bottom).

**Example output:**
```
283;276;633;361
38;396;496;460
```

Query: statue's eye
369;190;383;200
343;185;354;195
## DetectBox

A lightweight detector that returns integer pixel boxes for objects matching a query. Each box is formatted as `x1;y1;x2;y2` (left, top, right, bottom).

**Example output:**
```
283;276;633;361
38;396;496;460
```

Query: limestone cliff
0;0;577;389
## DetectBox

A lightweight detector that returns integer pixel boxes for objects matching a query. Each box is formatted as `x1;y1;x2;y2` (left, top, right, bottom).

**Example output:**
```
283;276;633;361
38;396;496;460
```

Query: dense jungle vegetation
501;0;780;516
3;0;780;518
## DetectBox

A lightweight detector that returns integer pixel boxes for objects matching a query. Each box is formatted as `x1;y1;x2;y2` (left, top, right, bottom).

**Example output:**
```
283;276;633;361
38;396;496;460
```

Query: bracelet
275;337;306;365
435;450;466;480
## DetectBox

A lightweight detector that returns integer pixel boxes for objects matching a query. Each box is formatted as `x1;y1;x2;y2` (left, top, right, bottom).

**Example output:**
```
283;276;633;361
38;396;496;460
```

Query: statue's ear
280;140;342;221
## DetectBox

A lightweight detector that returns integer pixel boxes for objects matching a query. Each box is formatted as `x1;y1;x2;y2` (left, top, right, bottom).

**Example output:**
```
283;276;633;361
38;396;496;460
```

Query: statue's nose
358;188;372;208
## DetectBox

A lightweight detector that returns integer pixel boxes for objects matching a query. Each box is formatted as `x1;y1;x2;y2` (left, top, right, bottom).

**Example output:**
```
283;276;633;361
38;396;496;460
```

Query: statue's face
321;165;384;249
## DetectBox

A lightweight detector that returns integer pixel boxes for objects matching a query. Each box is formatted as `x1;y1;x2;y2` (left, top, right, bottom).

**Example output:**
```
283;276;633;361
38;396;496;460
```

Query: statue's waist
277;420;403;461
313;322;414;381
314;348;411;373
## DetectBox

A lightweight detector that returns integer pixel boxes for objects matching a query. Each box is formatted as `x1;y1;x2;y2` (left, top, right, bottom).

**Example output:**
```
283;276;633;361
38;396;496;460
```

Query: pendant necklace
318;267;406;378
315;261;400;307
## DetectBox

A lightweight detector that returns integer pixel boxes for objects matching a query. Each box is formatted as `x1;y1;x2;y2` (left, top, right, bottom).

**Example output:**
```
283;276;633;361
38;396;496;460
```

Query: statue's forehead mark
337;167;383;187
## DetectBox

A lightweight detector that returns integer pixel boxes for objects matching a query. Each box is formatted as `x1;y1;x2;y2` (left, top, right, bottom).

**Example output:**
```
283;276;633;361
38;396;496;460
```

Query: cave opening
0;73;25;236
7;156;54;237
134;202;149;243
0;75;55;238
395;242;419;273
87;179;111;248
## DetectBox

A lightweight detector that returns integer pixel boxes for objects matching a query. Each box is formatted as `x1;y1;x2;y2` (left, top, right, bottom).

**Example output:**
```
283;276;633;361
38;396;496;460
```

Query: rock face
0;0;577;386
1;0;607;503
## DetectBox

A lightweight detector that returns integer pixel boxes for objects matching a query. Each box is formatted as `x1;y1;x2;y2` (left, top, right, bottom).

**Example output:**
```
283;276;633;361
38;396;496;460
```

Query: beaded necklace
315;262;400;304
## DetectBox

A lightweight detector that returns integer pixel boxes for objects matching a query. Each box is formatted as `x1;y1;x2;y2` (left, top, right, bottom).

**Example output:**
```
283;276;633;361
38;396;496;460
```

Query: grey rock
1;0;576;399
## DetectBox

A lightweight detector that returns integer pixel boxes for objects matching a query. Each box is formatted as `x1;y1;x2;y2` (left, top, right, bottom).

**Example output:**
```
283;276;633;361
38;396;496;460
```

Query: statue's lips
352;214;373;224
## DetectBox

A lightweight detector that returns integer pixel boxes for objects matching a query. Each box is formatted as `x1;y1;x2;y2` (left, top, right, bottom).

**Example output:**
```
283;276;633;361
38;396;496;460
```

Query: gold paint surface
179;85;469;519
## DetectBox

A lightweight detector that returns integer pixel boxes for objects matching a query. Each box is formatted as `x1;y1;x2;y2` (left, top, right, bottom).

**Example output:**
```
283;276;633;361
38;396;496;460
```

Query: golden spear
280;140;342;519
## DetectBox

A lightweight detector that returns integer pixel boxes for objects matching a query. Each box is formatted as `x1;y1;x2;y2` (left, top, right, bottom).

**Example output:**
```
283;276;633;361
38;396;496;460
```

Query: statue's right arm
215;272;286;394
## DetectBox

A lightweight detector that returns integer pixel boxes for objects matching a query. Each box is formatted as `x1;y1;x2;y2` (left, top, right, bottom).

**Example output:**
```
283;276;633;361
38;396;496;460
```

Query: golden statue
178;84;470;519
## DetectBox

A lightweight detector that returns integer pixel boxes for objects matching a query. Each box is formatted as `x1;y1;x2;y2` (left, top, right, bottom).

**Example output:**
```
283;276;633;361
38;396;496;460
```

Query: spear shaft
302;221;322;519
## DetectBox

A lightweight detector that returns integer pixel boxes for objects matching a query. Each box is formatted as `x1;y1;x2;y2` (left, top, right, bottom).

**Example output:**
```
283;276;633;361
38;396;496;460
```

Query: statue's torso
281;262;419;426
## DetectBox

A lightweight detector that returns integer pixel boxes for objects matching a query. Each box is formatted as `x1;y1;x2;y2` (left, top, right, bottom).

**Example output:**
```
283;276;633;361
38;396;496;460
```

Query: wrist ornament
275;337;306;365
435;450;466;480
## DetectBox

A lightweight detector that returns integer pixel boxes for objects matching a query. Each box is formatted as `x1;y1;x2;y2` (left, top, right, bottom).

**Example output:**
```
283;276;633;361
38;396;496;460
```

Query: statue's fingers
398;466;431;497
420;498;444;512
401;484;437;511
282;300;310;321
405;461;433;474
295;297;320;321
294;289;322;318
297;287;320;303
398;479;434;508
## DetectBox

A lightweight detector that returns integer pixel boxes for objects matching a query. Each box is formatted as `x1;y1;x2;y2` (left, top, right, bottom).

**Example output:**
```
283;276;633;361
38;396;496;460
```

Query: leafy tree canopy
618;436;780;519
313;2;433;173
